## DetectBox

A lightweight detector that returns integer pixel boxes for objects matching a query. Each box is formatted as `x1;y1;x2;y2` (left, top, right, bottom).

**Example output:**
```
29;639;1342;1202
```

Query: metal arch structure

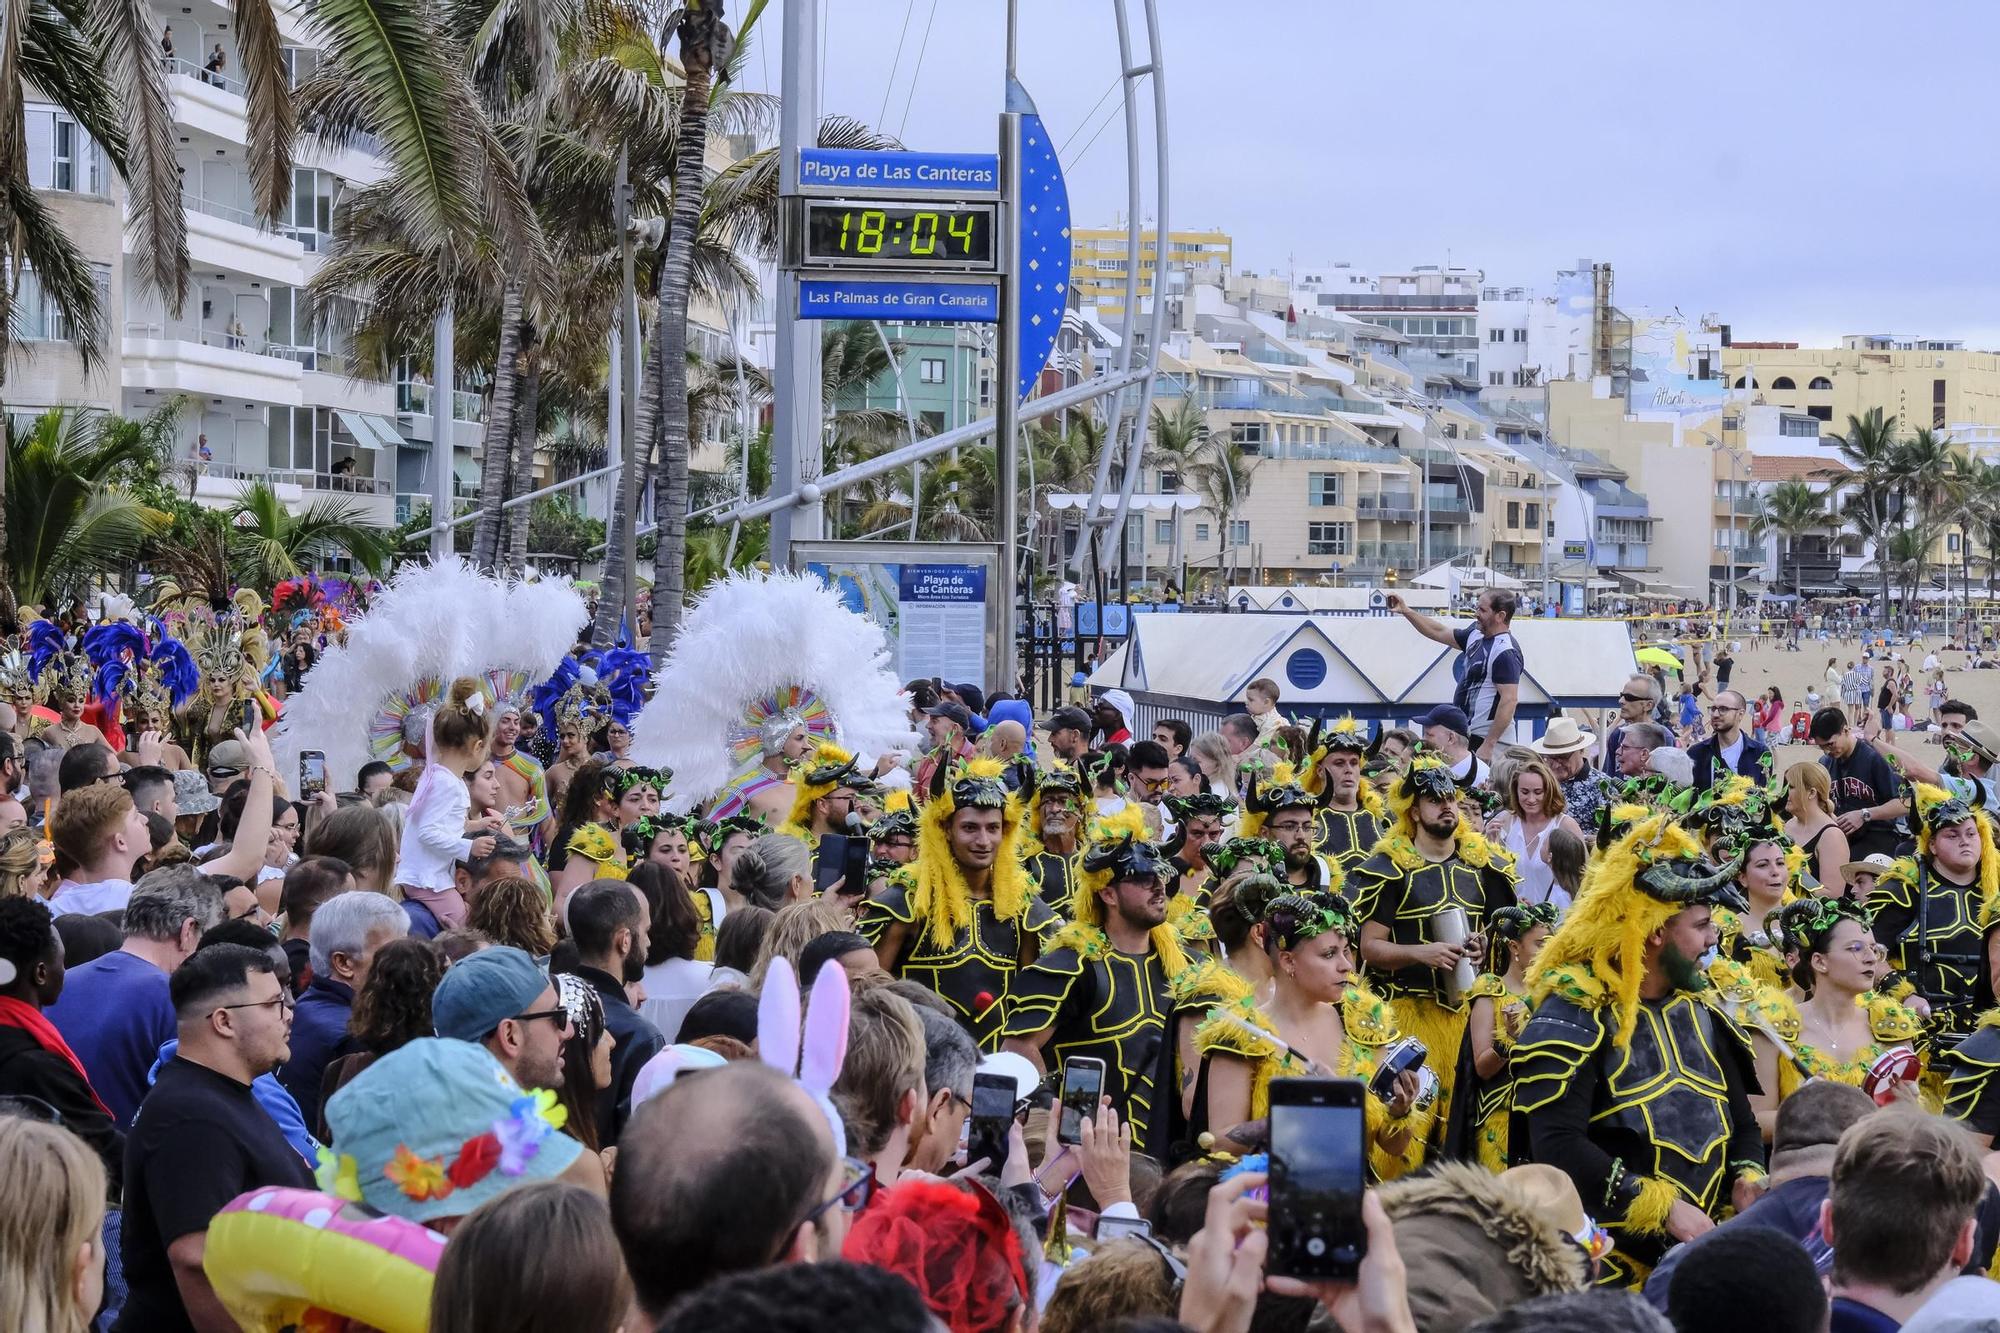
731;0;1171;669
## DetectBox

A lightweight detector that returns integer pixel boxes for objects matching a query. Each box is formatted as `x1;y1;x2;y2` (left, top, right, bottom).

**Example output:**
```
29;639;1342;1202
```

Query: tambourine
1862;1046;1921;1106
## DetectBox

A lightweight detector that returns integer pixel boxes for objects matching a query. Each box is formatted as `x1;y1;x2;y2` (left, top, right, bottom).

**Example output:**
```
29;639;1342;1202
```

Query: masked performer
1241;767;1343;894
1510;812;1764;1287
1346;756;1518;1147
1000;822;1192;1152
859;758;1058;1046
1863;784;1999;1047
1190;885;1430;1179
1022;763;1088;911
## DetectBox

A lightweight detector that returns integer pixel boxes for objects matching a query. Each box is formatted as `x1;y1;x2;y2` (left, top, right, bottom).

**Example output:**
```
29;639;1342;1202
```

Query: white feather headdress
272;559;587;788
630;570;918;804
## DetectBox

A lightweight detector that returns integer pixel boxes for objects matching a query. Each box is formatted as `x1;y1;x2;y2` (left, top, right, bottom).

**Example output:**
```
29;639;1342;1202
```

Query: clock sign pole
779;79;1072;673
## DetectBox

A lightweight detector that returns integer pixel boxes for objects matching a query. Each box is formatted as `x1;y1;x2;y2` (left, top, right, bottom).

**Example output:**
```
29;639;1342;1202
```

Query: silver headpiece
760;710;808;759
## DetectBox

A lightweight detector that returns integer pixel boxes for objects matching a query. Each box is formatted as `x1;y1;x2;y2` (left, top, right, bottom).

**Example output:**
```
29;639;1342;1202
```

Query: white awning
1045;493;1200;512
334;410;403;450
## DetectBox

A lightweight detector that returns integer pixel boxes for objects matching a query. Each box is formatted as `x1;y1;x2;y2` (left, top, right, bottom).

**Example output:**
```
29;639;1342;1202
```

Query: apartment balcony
165;58;250;144
122;322;303;406
185;196;307;287
1357;495;1418;520
192;462;396;524
395;381;486;452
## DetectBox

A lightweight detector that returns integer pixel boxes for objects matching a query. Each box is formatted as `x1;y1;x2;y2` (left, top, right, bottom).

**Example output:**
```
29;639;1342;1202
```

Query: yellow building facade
1720;340;2000;438
1069;227;1234;316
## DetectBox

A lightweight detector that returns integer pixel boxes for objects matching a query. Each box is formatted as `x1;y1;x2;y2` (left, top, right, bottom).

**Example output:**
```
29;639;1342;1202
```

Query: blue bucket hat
319;1037;582;1224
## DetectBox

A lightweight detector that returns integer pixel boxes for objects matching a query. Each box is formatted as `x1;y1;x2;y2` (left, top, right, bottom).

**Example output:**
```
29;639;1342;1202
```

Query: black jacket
0;1024;124;1190
1687;733;1771;792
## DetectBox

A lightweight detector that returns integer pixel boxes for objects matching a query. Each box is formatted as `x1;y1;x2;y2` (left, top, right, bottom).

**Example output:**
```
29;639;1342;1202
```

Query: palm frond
85;0;185;311
2;171;109;369
234;0;295;218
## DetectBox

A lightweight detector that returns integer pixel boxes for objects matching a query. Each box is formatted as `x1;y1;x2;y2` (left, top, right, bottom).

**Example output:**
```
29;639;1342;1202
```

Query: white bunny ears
759;955;853;1149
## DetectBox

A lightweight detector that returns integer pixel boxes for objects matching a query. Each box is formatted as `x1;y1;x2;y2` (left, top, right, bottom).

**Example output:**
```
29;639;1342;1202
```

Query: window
15;262;111;341
978;372;992;405
1510;369;1526;387
1525;503;1540;529
1513;328;1527;342
919;358;945;384
25;108;102;194
1228;519;1249;545
1771;376;1795;390
920;410;945;434
1488;371;1504;386
1935;378;1948;428
1506;500;1520;528
1307;521;1352;556
1806;405;1832;422
1308;472;1343;507
1780;415;1819;438
1733;376;1756;389
1154;519;1174;545
1949;531;1963;554
1230;421;1266;450
1195;522;1211;542
1488;327;1505;343
1809;376;1833;390
1159;469;1182;492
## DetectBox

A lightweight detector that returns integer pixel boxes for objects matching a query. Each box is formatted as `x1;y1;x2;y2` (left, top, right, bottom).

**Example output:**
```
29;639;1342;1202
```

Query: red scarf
0;994;113;1118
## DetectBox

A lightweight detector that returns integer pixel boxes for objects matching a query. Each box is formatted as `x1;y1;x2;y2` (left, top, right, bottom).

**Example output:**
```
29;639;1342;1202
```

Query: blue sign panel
897;564;987;603
800;149;1000;194
799;279;999;323
1008;80;1071;403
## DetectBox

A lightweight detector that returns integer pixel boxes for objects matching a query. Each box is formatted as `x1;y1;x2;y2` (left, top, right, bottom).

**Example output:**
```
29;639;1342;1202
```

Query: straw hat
1527;717;1594;757
1840;852;1897;882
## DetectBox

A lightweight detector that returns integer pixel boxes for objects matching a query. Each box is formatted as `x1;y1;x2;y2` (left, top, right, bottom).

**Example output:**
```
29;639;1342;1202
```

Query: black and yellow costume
1451;901;1561;1172
1943;1010;2000;1140
1240;769;1348;897
1509;813;1764;1288
1866;783;2000;1038
858;759;1059;1047
1302;715;1384;871
1020;762;1088;911
1002;824;1193;1152
1345;759;1518;1145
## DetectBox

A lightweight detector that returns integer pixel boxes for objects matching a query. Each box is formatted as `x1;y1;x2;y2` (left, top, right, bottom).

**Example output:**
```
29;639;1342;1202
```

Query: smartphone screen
966;1071;1015;1173
241;700;260;733
1057;1057;1105;1145
299;751;327;800
1267;1078;1366;1280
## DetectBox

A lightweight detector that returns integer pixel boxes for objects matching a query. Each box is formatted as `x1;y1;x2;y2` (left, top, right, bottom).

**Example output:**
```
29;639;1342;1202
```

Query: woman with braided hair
1742;896;1925;1139
1167;869;1280;1124
1459;901;1560;1170
1191;883;1428;1178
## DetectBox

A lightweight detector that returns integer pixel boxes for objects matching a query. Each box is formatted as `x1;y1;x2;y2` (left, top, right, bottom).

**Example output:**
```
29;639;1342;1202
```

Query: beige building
1721;335;2000;438
1070;226;1233;319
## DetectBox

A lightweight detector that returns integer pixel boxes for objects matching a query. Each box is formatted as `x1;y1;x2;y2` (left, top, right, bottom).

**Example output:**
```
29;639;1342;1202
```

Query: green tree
226;479;396;585
1824;408;1901;624
3;407;171;614
1762;478;1829;590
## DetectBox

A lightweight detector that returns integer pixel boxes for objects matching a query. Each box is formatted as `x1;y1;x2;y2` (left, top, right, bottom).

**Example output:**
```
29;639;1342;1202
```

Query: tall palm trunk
647;1;722;658
505;349;542;574
471;279;526;569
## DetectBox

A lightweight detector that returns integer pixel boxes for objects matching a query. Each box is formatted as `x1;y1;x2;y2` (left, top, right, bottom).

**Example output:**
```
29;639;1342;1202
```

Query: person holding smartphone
1001;825;1188;1154
1511;810;1765;1286
1192;883;1425;1178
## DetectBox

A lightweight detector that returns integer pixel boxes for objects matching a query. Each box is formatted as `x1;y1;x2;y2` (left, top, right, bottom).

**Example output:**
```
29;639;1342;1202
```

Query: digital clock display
803;200;998;271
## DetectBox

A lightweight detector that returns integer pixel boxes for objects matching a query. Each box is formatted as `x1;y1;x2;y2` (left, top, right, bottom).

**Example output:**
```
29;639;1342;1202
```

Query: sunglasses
1618;693;1653;704
512;1006;572;1031
208;766;243;780
805;1156;877;1224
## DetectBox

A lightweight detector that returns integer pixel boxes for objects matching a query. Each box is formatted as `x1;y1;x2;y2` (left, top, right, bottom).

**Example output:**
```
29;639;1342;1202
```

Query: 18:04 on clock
801;200;999;271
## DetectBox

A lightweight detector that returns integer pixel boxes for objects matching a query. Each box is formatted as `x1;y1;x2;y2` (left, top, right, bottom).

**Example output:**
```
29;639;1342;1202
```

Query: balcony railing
166;56;247;99
186;194;260;228
396;382;487;424
201;463;390;495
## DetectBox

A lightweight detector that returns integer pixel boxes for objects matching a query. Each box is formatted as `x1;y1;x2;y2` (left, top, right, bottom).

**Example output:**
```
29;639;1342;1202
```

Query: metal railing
198;463;390;495
185;194;259;228
165;56;246;98
395;383;486;423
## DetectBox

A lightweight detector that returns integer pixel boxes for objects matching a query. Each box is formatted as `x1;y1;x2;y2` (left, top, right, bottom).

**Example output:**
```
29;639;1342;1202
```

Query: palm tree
1145;399;1208;576
226;480;396;586
1763;478;1829;590
1825;408;1901;625
3;408;172;614
1960;458;2000;600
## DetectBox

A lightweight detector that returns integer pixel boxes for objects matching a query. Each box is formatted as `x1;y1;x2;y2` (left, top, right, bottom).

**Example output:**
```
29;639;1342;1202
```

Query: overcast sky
743;0;2000;348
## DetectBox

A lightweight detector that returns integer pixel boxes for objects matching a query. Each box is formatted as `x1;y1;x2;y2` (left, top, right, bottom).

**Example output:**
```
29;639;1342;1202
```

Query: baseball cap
206;739;251;773
952;684;987;716
1046;706;1091;734
1416;704;1472;739
172;768;221;815
431;945;553;1042
321;1037;582;1224
925;701;972;730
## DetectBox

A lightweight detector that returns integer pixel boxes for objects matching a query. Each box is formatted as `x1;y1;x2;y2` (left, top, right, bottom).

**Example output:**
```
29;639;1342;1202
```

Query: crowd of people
2;566;1999;1333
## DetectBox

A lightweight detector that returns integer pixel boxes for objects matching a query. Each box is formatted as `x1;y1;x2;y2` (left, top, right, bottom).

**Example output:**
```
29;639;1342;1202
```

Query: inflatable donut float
202;1187;444;1333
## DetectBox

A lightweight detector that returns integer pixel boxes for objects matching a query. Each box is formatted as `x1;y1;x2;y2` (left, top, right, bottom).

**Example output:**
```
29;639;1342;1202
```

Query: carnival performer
1456;901;1560;1172
607;765;667;828
1001;821;1192;1152
780;742;869;846
1867;782;2000;1038
1714;833;1793;993
1162;791;1233;905
867;806;917;868
271;558;585;804
633;570;915;823
1189;885;1427;1179
1168;869;1278;1123
1021;763;1088;911
1740;896;1926;1140
81;617;200;764
173;591;277;766
1241;767;1342;893
858;758;1057;1046
1346;756;1518;1144
1307;716;1385;870
485;688;552;847
540;686;599;815
1510;811;1765;1287
26;622;105;751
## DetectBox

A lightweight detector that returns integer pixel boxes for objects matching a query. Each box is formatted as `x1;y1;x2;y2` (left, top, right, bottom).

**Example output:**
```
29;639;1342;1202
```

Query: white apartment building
1476;263;1594;401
